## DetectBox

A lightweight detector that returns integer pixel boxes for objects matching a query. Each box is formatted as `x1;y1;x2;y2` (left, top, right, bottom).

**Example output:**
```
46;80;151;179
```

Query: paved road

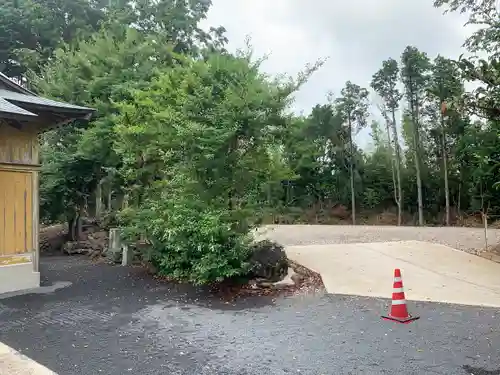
0;256;498;375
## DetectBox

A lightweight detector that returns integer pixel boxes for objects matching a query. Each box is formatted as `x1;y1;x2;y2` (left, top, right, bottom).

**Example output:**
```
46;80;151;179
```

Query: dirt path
259;225;500;254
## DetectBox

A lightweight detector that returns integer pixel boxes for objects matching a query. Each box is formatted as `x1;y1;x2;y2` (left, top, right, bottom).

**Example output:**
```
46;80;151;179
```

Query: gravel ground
0;257;499;375
259;225;500;254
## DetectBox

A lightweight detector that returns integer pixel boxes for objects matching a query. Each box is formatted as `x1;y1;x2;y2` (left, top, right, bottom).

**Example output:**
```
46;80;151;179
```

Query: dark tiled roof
0;97;37;117
0;89;92;112
0;73;34;95
0;72;94;117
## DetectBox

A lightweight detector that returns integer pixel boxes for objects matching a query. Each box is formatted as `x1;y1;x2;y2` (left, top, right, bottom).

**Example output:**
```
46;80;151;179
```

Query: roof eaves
0;72;36;95
0;73;95;114
2;94;94;113
0;97;38;117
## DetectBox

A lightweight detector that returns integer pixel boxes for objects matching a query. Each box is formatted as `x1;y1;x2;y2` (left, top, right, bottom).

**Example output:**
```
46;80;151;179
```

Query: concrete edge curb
0;342;57;374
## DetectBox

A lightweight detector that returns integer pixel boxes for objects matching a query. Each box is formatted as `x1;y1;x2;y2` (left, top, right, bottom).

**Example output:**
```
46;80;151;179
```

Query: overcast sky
201;0;474;147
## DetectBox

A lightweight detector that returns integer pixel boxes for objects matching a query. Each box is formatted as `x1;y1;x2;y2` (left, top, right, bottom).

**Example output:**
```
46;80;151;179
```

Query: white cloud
202;0;474;146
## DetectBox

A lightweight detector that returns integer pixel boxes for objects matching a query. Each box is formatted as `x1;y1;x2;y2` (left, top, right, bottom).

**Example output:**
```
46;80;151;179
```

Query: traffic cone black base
381;315;420;324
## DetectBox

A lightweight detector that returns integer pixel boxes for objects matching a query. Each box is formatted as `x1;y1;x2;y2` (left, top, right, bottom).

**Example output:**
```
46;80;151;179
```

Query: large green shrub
120;181;254;285
115;52;318;284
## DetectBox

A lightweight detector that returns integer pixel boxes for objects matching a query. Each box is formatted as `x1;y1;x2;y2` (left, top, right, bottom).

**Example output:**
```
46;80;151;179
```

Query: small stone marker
121;244;132;266
108;228;122;263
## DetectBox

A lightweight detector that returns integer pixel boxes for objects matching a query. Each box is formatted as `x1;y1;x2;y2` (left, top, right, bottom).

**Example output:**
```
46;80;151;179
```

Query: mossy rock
249;240;288;282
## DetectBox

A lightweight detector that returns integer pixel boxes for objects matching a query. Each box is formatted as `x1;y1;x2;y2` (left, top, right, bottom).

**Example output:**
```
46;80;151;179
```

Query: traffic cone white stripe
392;287;404;293
391;299;407;305
394;277;402;282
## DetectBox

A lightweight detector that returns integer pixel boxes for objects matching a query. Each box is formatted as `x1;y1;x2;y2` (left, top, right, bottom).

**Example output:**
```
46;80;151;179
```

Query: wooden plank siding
0;120;39;165
0;170;33;255
0;119;39;257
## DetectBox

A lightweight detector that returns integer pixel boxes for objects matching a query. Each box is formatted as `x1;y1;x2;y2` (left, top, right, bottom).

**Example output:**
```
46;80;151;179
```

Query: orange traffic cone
381;268;419;324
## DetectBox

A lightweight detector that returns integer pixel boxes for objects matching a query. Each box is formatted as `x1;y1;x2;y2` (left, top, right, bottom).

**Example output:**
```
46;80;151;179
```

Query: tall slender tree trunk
383;115;398;219
107;189;113;211
440;112;450;226
95;180;103;219
385;120;397;202
413;135;424;226
67;207;84;242
391;110;403;226
412;96;424;226
348;117;356;225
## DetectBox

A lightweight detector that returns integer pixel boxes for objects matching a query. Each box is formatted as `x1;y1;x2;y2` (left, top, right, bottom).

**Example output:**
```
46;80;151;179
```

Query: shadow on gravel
463;365;500;375
0;255;498;375
0;255;276;312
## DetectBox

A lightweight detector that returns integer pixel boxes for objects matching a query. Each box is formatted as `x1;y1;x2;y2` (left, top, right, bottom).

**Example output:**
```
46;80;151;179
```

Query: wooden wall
0;121;39;165
0;170;33;255
0;120;39;257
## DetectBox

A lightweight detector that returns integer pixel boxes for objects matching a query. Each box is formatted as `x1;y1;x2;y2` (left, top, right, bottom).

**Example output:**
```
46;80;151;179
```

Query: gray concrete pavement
0;342;56;375
0;256;499;375
286;241;500;307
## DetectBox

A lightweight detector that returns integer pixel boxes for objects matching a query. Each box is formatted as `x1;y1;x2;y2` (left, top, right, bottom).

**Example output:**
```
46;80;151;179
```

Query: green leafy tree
334;81;369;224
455;57;500;120
33;27;179;238
113;52;320;284
129;0;227;55
0;0;106;77
0;0;226;78
434;0;500;55
39;134;100;239
363;122;397;211
371;58;404;224
426;55;464;225
33;0;228;239
433;1;500;217
401;46;430;225
458;120;500;214
282;104;350;217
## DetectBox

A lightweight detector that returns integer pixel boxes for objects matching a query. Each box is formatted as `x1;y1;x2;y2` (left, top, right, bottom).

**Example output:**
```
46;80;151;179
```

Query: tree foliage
334;81;369;224
434;0;500;55
31;1;227;240
113;52;317;284
0;0;105;77
371;58;404;224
